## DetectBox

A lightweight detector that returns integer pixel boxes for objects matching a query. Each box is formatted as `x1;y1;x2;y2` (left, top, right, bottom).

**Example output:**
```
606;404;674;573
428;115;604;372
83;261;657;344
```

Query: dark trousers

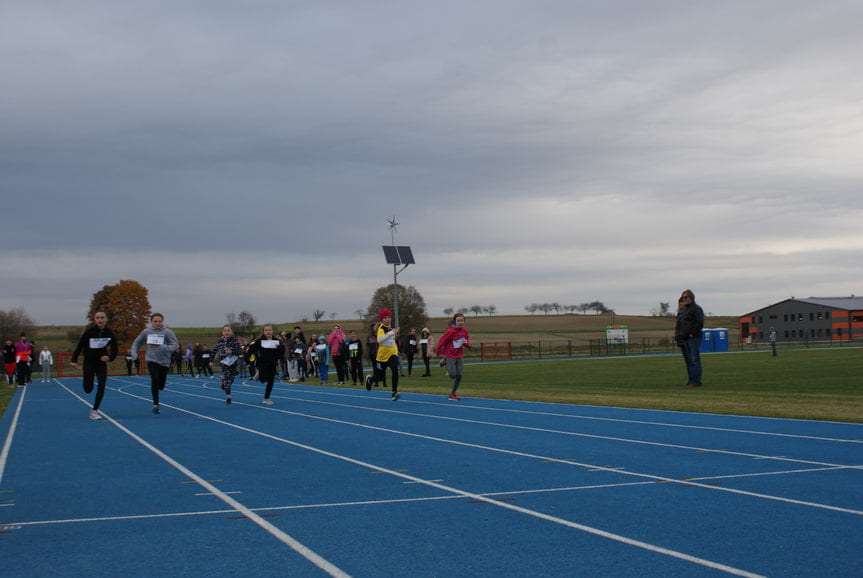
680;337;702;386
259;363;277;399
373;356;399;393
82;361;108;410
148;362;169;405
349;356;364;384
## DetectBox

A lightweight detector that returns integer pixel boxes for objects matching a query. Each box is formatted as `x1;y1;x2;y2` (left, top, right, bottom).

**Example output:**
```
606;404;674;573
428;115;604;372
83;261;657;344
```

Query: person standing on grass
346;330;364;386
14;335;32;386
245;324;285;405
405;328;418;377
419;327;434;377
675;289;705;388
130;313;179;414
3;339;17;387
436;313;472;401
39;345;53;382
71;309;118;420
315;335;330;385
366;309;401;400
768;327;777;357
327;324;347;385
211;324;242;405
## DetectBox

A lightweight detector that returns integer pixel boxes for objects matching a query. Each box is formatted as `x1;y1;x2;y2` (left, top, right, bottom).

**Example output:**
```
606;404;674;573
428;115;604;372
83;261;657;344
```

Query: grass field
4;315;860;423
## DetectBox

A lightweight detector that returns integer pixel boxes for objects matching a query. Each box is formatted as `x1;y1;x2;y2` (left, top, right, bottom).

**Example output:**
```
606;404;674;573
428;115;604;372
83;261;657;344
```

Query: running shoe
226;397;232;404
439;358;446;367
365;375;372;391
391;392;401;401
152;405;160;414
89;410;102;420
448;394;459;401
263;398;274;405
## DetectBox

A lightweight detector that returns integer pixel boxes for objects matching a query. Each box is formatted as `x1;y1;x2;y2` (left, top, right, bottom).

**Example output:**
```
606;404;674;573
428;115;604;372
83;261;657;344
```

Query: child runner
130;313;180;414
210;324;242;405
245;324;285;405
366;309;401;400
184;344;195;377
436;313;472;401
39;345;53;382
70;309;118;419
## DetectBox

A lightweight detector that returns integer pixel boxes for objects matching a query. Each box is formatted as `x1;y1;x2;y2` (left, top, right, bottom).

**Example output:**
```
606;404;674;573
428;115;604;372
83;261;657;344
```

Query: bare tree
443;307;454;316
469;305;483;317
0;307;35;342
354;309;364;320
485;304;497;316
312;309;326;322
525;304;538;315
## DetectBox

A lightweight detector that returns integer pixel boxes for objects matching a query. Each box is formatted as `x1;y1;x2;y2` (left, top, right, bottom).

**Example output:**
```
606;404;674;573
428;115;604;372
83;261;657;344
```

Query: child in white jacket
39;346;53;382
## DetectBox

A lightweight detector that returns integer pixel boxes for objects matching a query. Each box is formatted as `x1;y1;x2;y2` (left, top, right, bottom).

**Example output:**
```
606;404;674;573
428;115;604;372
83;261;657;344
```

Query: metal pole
392;264;399;328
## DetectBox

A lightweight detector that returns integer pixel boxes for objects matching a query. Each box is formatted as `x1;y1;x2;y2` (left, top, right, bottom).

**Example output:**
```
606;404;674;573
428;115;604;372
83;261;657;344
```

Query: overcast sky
2;1;861;327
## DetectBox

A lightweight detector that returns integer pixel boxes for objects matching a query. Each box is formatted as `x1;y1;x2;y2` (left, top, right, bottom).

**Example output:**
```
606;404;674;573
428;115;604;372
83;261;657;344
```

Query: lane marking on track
106;388;768;577
53;381;350;578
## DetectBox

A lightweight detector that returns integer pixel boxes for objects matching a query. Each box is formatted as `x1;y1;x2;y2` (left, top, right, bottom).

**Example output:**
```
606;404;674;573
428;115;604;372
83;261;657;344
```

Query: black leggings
148;362;169;405
259;363;277;399
82;361;108;410
374;356;399;393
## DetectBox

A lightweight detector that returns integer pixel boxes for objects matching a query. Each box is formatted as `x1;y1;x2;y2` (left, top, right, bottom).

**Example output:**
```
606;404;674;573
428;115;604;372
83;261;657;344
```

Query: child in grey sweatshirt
130;313;179;414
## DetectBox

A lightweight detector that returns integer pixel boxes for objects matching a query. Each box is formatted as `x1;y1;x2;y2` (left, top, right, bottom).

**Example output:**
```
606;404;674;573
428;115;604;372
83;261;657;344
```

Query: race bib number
261;340;279;349
420;338;428;345
202;353;210;359
293;348;303;355
147;334;165;346
453;338;465;349
89;337;111;348
349;343;359;351
409;339;417;346
316;344;327;352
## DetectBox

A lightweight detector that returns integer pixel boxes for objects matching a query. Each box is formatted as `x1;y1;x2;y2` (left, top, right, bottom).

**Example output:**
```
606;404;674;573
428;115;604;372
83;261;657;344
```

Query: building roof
742;296;862;317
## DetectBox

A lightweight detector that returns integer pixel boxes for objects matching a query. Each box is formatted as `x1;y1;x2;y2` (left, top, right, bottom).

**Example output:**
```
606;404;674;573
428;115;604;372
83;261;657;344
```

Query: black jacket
72;325;118;365
675;303;705;344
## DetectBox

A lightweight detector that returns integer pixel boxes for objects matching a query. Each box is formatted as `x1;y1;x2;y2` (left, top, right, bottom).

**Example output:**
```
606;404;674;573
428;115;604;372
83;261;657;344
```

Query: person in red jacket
435;313;471;401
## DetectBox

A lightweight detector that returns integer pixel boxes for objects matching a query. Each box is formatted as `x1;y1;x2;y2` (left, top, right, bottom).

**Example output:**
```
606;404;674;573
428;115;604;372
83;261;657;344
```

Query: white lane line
55;382;350;578
0;387;27;490
108;392;765;577
133;385;863;516
221;390;862;470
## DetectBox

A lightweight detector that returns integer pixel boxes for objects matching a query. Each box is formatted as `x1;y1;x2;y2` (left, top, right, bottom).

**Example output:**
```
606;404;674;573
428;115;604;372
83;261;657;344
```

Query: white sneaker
263;399;274;405
89;410;102;420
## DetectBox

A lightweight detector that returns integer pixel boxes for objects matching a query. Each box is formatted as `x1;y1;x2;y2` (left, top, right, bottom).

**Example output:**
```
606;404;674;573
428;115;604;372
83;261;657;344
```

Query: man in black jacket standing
675;289;705;388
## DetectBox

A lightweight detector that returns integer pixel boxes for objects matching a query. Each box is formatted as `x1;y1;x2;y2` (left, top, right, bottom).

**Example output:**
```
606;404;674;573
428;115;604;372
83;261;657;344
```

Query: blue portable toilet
713;328;728;352
700;329;713;352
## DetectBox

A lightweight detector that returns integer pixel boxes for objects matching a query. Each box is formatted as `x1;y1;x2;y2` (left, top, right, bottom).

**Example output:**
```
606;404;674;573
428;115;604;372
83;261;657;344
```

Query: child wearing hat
366;308;401;400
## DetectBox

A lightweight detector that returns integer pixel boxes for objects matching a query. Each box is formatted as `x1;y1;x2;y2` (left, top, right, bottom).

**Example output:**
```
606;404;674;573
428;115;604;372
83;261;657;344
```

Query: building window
784;314;788;322
817;312;823;320
809;313;814;320
758;316;763;323
784;330;790;338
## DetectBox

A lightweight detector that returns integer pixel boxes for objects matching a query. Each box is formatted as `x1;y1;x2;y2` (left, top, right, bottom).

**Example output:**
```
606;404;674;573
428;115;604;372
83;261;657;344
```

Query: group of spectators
4;334;54;387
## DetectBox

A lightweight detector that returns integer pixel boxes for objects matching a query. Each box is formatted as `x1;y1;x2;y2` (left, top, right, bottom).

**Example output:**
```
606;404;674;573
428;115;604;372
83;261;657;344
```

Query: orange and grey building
738;296;863;343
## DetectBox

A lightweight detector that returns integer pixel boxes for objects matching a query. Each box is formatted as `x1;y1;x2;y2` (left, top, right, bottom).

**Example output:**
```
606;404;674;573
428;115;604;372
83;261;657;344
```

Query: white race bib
89;337;111;348
202;353;210;359
420;338;428;345
293;347;303;354
453;338;465;349
316;344;327;352
147;334;165;346
349;343;359;351
261;339;279;349
409;339;417;346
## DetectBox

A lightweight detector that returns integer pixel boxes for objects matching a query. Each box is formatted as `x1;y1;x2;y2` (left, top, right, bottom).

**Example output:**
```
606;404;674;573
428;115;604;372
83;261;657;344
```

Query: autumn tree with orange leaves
88;280;151;347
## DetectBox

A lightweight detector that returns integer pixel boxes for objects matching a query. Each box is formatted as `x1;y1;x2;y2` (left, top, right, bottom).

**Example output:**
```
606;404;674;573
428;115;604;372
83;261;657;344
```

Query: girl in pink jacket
435;313;471;401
